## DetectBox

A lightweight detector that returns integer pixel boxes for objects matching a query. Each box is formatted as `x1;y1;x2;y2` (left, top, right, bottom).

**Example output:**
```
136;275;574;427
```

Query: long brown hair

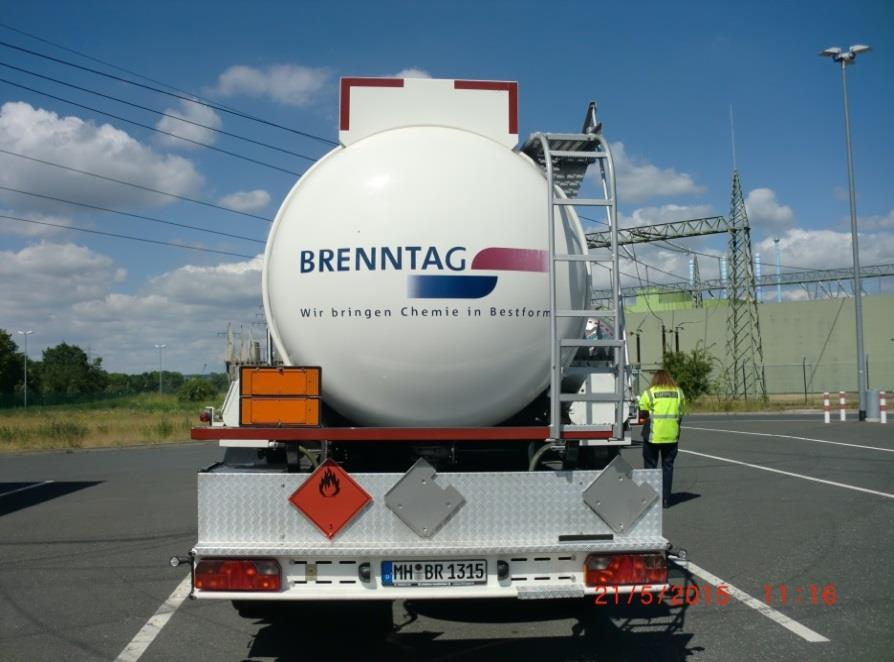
650;370;678;388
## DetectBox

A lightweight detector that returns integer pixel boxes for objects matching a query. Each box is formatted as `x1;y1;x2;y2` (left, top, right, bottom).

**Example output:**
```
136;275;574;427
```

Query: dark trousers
642;434;678;505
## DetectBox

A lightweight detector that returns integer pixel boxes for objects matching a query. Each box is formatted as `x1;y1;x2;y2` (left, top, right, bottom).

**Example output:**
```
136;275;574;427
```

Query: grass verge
0;392;220;452
1;391;834;452
690;392;846;413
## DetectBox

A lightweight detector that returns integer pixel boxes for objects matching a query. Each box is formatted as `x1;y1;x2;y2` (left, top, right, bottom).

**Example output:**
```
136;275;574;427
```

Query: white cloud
619;203;716;228
213;64;331;107
859;209;894;231
757;228;894;271
0;242;125;313
745;188;795;230
2;242;263;373
0;209;72;237
591;245;699;292
69;255;264;371
146;256;263;306
218;189;271;213
393;68;431;79
155;99;222;148
610;142;704;203
0;102;203;215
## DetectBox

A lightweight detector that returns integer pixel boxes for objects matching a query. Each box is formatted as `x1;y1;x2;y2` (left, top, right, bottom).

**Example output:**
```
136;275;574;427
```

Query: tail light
198;411;211;423
194;559;281;591
584;553;667;587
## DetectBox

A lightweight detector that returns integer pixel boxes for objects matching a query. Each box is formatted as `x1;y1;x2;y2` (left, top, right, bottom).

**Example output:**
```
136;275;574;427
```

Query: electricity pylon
724;171;767;400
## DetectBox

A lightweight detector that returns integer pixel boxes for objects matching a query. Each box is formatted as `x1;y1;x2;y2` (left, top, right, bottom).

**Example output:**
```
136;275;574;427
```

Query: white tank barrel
262;79;590;426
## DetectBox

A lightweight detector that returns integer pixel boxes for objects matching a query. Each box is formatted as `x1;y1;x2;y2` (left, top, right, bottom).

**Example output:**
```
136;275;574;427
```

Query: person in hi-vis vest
638;370;686;509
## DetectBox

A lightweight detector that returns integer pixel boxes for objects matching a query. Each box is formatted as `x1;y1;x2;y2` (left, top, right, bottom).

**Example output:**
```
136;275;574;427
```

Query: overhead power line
0;213;256;259
0;39;338;147
578;213;609;227
0;77;303;176
0;22;246;114
0;61;320;163
0;185;265;244
620;245;688;282
0;148;273;223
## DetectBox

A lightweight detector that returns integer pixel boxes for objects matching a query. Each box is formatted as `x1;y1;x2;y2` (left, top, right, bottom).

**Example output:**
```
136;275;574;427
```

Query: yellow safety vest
639;385;685;443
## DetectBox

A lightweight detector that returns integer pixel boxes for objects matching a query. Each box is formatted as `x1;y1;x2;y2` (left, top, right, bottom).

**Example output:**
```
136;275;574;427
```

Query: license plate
382;560;487;587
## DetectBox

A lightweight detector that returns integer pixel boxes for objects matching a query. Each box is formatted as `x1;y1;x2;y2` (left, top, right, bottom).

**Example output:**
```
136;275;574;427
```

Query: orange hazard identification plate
289;460;372;539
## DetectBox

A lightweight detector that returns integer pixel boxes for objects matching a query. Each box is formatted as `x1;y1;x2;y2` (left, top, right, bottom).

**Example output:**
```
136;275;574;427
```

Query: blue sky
0;0;891;373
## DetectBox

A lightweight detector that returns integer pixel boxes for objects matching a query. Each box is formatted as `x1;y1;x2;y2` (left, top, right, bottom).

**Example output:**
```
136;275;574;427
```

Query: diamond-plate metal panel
517;585;586;600
197;467;664;557
384;459;465;538
582;456;658;534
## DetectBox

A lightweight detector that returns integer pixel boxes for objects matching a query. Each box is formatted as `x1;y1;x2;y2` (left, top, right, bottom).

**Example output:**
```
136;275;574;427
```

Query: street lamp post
154;344;167;394
821;44;870;421
17;330;33;408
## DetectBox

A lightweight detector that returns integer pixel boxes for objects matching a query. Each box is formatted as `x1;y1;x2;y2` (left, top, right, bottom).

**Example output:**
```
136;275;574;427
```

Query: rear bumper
191;552;670;601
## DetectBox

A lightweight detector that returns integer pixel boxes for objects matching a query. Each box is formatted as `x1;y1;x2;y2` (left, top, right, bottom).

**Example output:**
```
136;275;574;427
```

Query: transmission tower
691;255;704;308
724;171;767;400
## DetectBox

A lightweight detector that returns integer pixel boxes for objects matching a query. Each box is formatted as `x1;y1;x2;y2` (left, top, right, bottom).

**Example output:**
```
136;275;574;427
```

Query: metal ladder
522;110;626;442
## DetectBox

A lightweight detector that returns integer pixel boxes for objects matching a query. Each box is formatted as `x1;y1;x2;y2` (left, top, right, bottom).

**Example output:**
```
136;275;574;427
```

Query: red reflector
584;553;667;587
194;559;281;592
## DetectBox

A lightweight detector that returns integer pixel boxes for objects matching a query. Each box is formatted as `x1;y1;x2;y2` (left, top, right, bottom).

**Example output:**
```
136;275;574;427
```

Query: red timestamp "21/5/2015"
594;583;730;607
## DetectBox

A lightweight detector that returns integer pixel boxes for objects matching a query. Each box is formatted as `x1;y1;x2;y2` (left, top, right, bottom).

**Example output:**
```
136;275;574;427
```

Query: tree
661;347;715;400
177;378;217;402
39;342;108;396
0;329;24;396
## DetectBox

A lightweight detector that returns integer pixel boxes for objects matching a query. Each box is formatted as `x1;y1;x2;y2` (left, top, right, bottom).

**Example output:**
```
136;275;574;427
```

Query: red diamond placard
289;459;372;539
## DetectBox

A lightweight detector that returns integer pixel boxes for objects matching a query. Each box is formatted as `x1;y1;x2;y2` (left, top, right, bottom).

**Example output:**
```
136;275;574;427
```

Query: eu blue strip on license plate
382;560;487;586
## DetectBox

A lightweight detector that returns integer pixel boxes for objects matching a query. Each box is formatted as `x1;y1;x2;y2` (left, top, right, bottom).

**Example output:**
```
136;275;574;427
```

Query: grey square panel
384;459;466;538
582;455;658;534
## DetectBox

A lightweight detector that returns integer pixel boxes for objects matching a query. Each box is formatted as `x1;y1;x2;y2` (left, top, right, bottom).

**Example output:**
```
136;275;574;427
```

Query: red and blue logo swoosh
408;247;547;298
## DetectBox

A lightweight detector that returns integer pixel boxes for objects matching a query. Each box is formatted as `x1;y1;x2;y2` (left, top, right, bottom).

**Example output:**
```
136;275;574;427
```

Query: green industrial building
624;293;894;395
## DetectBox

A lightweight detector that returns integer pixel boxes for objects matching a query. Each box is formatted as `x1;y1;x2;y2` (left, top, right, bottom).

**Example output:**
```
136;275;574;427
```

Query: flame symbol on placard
319;468;341;498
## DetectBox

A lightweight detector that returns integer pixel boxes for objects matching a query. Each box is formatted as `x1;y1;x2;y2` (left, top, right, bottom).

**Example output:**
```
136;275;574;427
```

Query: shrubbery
661;347;716;400
177;378;217;402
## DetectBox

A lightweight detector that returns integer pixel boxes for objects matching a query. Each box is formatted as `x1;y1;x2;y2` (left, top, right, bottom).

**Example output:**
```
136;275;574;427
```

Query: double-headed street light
821;44;870;421
154;344;167;394
17;330;33;408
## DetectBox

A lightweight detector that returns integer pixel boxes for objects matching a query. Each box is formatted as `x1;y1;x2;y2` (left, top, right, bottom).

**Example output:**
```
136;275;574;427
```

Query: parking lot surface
0;415;891;661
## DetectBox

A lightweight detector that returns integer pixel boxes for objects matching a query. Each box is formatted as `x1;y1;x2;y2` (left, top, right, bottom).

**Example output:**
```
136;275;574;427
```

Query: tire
579;446;620;470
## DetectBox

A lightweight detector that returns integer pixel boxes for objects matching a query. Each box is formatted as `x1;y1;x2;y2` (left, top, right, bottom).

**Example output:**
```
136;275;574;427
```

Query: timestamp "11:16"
763;584;837;606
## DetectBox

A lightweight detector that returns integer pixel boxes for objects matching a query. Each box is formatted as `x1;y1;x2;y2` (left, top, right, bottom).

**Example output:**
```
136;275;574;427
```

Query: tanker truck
180;77;669;626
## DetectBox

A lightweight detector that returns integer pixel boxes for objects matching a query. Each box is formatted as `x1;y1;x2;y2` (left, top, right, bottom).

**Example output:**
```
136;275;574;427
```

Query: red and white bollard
881;391;887;425
823;392;830;424
839;391;846;422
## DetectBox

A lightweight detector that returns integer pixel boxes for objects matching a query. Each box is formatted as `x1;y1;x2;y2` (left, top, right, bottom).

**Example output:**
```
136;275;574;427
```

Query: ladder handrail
535;130;625;441
537;134;562;440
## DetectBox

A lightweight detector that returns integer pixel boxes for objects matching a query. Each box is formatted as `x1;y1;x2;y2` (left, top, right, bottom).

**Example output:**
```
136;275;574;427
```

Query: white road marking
682;560;830;643
0;480;54;497
684;425;894;453
115;574;191;662
679;448;894;499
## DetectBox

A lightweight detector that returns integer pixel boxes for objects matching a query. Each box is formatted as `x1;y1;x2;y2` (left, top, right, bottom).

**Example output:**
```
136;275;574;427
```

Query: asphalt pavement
0;415;891;661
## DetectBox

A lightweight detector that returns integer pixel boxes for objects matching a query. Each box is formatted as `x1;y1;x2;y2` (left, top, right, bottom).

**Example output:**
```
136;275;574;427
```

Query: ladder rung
559;339;624;348
560;424;613;433
548;150;607;159
559;393;622;403
553;254;603;262
554;198;613;206
555;310;616;317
